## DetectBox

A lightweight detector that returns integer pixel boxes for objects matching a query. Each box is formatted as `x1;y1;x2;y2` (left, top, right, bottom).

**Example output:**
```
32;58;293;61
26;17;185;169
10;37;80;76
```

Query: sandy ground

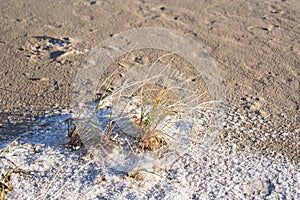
0;0;299;199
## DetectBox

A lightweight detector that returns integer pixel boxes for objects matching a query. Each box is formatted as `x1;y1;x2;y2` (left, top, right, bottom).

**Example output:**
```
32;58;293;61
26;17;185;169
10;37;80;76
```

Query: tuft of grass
72;52;216;175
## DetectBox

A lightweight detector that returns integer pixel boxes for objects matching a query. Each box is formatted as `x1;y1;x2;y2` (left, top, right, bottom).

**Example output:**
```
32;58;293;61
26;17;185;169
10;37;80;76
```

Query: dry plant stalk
0;167;13;200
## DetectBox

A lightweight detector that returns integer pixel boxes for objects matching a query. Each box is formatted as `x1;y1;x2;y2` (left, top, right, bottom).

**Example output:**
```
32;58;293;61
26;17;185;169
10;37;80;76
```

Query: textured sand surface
0;106;299;199
0;0;299;199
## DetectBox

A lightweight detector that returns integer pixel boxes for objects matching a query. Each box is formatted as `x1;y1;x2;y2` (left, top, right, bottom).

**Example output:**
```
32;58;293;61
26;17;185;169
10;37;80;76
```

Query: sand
0;0;299;199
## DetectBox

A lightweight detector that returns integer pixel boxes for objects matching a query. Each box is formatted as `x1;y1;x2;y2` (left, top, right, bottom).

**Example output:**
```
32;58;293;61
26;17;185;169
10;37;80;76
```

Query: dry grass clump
138;132;167;152
71;52;213;174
